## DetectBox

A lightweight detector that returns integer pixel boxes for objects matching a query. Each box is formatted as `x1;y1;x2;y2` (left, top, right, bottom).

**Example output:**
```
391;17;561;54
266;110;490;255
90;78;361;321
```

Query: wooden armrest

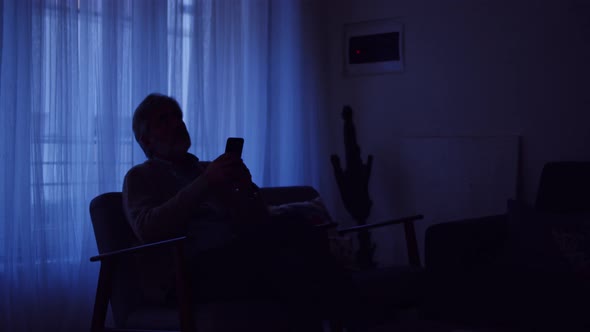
314;221;338;230
89;236;187;262
337;215;423;235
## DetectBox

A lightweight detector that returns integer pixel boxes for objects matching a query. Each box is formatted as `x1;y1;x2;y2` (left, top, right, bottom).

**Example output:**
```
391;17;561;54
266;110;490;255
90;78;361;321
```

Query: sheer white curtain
0;0;328;330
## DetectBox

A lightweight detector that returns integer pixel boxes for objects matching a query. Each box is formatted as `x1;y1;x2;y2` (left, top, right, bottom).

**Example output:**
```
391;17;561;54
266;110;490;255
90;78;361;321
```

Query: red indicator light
355;50;361;54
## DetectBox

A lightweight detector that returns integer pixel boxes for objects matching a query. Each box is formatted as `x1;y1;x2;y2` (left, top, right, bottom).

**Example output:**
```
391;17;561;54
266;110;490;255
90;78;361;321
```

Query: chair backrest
89;192;141;327
90;192;138;254
535;161;590;213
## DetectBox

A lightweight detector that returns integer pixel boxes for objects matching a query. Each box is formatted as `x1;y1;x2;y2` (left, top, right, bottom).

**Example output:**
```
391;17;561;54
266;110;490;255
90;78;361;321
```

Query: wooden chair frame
90;237;193;332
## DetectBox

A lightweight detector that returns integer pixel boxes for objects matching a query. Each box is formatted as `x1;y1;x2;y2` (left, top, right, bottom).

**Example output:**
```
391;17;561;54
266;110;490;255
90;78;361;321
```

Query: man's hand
202;153;251;192
202;153;269;223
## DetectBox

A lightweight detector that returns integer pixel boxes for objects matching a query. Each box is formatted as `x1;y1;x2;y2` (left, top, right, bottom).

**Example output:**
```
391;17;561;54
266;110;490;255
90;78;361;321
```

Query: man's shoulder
124;159;161;180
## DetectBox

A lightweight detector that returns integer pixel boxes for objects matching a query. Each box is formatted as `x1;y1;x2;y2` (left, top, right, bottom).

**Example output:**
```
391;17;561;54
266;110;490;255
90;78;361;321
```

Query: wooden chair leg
174;243;195;332
403;221;421;268
91;260;113;332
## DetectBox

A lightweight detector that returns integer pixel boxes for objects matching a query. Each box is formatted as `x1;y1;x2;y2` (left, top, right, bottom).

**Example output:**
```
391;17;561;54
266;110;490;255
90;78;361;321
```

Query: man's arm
123;165;210;243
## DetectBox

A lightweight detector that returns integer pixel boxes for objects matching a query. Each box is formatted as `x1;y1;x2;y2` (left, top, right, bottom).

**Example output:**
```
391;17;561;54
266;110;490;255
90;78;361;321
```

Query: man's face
143;107;191;160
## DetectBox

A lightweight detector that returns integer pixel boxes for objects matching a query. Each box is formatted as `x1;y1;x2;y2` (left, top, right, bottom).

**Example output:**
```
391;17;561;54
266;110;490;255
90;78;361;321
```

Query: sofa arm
424;214;508;271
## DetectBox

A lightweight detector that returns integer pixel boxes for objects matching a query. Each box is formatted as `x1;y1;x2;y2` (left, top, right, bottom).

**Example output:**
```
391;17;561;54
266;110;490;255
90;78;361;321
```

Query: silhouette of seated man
122;93;355;330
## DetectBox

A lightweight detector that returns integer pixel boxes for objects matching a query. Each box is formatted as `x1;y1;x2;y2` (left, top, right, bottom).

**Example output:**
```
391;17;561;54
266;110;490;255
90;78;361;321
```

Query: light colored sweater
122;153;234;251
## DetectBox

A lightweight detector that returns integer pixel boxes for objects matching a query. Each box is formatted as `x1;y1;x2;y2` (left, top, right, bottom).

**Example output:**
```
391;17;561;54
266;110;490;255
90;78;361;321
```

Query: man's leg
239;218;363;329
186;219;362;330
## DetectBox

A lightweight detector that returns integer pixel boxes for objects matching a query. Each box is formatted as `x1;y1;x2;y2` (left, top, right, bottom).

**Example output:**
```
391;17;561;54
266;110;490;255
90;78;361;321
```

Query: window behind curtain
2;0;197;269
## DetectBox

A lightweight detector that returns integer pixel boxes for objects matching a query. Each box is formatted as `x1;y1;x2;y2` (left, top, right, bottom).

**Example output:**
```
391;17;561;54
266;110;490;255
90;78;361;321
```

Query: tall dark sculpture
331;106;376;269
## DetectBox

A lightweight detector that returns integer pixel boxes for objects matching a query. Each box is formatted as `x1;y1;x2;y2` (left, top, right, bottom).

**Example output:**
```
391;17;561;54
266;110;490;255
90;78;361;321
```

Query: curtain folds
0;0;328;330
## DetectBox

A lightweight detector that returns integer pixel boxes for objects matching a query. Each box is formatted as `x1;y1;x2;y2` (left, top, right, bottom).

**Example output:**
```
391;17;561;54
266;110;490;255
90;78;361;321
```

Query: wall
318;0;590;266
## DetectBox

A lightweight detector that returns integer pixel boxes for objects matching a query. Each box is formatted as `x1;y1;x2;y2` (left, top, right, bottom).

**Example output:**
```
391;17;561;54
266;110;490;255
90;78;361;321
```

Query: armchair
422;161;590;330
89;186;423;332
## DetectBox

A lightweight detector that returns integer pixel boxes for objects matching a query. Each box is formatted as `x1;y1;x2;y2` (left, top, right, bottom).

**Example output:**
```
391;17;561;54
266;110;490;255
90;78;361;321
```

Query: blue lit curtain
0;0;327;330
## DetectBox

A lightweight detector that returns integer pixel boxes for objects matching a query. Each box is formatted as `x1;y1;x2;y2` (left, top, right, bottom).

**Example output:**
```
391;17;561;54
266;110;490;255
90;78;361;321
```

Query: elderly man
122;93;356;331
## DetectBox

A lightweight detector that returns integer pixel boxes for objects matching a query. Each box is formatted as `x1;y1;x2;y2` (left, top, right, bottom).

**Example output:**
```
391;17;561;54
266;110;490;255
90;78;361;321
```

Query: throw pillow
268;198;356;268
268;196;332;225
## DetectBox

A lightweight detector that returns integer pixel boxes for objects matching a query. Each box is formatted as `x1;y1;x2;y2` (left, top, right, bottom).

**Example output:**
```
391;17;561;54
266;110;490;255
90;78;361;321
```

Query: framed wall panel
344;19;404;76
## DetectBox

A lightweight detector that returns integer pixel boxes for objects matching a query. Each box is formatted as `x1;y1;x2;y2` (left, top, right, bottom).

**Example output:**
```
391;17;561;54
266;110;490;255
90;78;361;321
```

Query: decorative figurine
331;105;376;269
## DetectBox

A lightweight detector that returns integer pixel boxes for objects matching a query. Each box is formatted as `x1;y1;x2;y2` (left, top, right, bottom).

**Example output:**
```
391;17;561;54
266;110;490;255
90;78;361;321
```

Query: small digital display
348;32;400;64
